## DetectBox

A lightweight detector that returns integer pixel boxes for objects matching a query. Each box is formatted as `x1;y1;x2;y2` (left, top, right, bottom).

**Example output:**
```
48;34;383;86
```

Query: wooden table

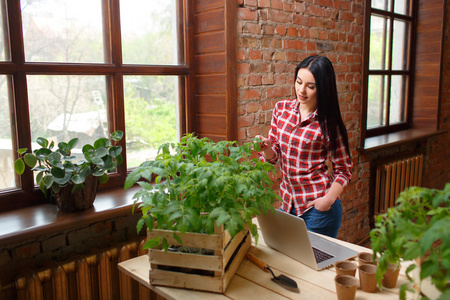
118;230;412;300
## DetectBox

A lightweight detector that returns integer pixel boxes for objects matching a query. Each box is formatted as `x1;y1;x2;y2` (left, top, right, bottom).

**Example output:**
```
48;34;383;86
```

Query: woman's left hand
307;196;334;211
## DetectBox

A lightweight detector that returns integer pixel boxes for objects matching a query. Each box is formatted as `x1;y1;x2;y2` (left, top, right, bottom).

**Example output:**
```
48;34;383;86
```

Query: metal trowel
246;252;299;293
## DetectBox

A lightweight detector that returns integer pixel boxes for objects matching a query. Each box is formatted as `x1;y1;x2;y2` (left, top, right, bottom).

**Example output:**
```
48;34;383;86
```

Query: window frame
360;0;417;140
0;0;195;211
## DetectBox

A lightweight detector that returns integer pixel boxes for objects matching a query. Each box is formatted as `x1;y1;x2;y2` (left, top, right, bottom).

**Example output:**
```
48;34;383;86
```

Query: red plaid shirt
261;99;352;215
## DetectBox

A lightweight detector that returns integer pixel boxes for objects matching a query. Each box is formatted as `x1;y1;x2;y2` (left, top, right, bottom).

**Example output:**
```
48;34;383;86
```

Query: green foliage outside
125;134;281;251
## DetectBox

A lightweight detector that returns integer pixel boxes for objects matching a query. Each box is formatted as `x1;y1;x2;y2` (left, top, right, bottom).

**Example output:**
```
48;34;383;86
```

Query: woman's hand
254;135;274;159
255;135;271;150
306;196;334;211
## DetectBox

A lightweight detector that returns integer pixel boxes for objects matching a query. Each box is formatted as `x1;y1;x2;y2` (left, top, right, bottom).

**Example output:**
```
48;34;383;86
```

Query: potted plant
370;184;450;300
14;130;123;212
124;134;280;292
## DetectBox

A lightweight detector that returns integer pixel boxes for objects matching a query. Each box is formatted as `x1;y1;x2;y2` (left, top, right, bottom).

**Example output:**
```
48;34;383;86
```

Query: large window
362;0;415;138
0;0;191;210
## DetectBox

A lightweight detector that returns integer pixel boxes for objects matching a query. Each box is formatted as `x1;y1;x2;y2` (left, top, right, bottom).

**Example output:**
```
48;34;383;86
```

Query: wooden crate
147;225;251;293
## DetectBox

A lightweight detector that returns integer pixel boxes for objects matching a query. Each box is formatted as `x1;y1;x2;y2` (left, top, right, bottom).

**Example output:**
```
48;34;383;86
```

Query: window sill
357;128;447;152
0;186;141;247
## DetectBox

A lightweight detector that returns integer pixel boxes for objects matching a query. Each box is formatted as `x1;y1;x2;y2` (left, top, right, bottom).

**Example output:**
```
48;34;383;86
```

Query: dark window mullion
7;0;35;192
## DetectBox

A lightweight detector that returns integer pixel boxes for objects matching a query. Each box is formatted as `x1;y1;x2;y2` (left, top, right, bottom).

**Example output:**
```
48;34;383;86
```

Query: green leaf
72;174;85;185
143;238;160;250
95;147;108;159
36;137;49;148
98;174;109;184
35;148;52;160
421;260;439;279
94;137;108;150
17;148;28;155
110;130;123;142
67;138;79;150
51;166;65;178
43;174;54;189
23;153;37;168
115;154;123;166
82;144;95;155
109;145;122;158
92;168;106;176
14;159;25;175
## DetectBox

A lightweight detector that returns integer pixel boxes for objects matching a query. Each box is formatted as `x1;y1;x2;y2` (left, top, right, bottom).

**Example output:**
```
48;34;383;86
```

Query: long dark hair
294;55;351;156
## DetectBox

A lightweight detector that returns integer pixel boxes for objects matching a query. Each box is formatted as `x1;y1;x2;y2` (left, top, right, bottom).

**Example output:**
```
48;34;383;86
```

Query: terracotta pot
358;264;378;293
382;263;400;288
335;275;359;300
334;260;357;277
54;175;99;212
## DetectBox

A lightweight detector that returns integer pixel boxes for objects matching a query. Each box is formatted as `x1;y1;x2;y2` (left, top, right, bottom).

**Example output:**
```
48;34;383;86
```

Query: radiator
374;154;423;215
12;239;156;300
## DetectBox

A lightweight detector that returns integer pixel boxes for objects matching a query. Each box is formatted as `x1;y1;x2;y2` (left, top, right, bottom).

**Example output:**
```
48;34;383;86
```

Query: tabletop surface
118;225;412;300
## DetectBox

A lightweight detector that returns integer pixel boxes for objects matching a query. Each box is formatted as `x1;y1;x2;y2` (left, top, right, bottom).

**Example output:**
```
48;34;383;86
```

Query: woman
256;55;353;238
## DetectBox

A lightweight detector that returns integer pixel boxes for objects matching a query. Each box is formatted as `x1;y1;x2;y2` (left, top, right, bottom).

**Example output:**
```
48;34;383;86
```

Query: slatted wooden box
147;225;251;293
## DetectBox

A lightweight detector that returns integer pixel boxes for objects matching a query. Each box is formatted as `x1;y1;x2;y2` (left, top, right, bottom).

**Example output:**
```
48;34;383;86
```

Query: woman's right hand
255;135;274;159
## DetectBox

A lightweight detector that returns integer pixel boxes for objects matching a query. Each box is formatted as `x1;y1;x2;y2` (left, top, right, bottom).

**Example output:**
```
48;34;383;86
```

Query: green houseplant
370;183;450;300
14;130;123;212
124;134;280;251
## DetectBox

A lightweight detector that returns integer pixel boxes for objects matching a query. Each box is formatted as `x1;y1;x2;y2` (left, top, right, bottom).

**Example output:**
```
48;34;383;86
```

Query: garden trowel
246;252;299;293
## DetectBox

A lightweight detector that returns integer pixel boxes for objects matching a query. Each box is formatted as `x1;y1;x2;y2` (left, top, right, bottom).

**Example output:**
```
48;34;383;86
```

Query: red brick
244;22;261;34
258;0;270;8
246;101;260;113
238;8;258;21
242;89;261;100
272;0;283;10
248;75;262;86
249;49;262;60
237;63;251;74
238;115;255;127
275;25;286;36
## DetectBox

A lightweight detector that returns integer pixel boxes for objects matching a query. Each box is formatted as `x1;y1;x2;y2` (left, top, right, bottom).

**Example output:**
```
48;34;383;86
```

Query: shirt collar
290;99;318;120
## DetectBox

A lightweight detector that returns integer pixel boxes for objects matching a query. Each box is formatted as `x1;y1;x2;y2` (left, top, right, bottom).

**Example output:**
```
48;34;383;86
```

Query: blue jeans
282;199;342;238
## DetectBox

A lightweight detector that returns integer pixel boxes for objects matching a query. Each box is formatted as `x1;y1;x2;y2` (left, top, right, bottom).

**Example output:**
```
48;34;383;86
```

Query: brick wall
235;0;450;244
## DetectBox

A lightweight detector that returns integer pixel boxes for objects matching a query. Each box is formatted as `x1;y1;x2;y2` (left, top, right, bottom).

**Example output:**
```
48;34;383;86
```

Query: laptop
256;209;359;271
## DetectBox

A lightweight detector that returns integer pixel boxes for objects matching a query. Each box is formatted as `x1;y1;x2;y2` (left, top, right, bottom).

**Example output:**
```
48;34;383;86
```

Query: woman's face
295;68;317;109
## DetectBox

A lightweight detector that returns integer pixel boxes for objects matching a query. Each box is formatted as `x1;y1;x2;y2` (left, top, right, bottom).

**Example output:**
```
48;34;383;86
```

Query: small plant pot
382;263;401;288
335;275;359;300
334;260;357;277
357;251;376;266
54;175;99;212
359;264;378;293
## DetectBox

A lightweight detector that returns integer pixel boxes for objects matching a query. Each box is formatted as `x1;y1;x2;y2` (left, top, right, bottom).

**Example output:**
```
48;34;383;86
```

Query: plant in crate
14;130;123;212
124;134;280;251
370;184;450;300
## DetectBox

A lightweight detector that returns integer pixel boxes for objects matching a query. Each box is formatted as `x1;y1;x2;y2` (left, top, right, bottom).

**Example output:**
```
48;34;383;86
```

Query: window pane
27;75;108;159
124;76;179;167
369;16;390;70
21;0;104;63
0;7;7;61
389;75;407;124
367;75;388;128
371;0;391;11
392;20;409;70
0;76;15;190
394;0;410;15
120;0;179;65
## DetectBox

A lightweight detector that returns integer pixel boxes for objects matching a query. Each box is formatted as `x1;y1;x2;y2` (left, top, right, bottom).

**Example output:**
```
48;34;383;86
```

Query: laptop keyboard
312;247;334;263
